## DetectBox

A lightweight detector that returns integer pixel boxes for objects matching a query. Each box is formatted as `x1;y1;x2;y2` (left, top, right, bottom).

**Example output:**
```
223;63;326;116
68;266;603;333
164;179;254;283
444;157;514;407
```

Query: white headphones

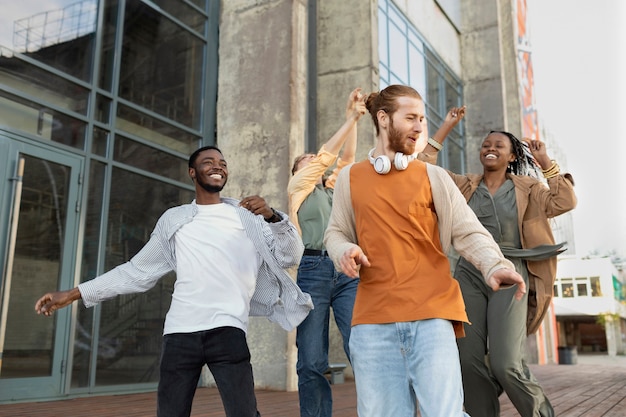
368;148;416;174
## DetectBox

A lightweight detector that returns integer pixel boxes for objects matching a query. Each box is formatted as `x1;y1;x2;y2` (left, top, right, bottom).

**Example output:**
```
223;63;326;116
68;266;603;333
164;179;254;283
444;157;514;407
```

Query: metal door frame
0;134;83;402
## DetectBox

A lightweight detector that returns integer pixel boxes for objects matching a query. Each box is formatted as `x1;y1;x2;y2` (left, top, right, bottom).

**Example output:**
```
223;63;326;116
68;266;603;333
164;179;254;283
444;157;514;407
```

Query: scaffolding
13;0;97;53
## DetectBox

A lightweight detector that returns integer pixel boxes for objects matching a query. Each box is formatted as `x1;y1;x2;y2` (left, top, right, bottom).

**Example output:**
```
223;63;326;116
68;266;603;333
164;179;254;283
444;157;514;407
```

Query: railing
13;0;97;53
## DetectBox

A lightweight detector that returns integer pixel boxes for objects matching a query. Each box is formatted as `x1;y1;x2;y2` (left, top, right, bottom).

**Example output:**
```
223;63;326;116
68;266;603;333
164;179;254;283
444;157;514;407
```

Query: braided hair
489;130;541;178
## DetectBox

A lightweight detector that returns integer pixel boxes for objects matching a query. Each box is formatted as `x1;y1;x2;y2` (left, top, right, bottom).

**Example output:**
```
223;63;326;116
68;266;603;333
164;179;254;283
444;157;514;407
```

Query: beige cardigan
324;161;515;285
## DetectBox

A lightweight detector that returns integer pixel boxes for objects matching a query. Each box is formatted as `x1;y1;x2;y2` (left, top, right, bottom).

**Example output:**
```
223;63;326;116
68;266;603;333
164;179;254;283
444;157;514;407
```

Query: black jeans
157;327;260;417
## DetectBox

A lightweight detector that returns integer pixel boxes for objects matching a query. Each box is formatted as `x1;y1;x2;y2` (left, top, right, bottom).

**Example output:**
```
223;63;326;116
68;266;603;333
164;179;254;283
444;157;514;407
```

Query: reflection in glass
120;0;205;130
1;155;70;379
0;50;90;115
98;0;119;91
96;94;112;124
92;127;109;156
0;91;86;149
94;167;193;386
2;0;97;81
151;0;207;34
71;161;105;387
116;104;200;155
114;135;190;183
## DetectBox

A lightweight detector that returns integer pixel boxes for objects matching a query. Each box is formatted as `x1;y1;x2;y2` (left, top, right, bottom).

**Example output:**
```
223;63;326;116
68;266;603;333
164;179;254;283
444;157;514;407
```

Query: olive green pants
455;257;554;417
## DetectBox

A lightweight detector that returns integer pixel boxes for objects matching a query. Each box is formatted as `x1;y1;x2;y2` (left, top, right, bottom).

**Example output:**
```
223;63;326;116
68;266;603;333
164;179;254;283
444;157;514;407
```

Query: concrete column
460;0;522;173
316;0;378;162
216;0;309;391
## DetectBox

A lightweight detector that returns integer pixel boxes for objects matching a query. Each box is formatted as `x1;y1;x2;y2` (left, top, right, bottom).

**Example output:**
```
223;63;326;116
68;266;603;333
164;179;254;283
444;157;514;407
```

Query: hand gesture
340;246;370;278
443;105;466;126
346;88;367;121
485;268;526;301
35;288;81;316
240;195;275;220
522;138;551;169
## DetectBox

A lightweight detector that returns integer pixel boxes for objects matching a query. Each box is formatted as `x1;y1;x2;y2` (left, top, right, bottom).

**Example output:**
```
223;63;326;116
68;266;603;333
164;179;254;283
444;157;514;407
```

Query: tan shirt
324;159;515;337
287;145;348;235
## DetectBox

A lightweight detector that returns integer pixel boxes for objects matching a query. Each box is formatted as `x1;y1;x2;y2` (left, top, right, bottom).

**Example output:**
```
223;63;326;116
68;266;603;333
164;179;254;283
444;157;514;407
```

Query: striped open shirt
78;198;313;332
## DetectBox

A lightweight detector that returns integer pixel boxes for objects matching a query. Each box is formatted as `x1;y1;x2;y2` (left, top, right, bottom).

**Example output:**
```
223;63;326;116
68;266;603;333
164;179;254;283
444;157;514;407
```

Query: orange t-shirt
349;159;468;336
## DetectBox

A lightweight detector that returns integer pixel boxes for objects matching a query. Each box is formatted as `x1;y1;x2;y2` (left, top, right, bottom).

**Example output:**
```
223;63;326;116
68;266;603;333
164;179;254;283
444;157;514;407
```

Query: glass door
0;135;82;401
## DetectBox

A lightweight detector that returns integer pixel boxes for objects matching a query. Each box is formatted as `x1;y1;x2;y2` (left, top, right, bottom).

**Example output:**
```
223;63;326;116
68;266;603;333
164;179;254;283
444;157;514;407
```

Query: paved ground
0;353;625;416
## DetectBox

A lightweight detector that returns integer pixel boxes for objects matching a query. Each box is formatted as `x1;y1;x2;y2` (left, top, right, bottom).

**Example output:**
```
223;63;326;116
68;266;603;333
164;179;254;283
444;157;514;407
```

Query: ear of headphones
368;148;416;175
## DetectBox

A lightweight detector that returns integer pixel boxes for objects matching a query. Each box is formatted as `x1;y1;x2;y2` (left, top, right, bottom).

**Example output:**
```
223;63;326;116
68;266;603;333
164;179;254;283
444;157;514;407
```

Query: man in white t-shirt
35;146;312;417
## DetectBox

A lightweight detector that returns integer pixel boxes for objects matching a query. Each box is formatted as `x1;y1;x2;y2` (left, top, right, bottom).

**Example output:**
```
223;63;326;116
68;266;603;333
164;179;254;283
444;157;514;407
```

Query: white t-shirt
164;203;260;334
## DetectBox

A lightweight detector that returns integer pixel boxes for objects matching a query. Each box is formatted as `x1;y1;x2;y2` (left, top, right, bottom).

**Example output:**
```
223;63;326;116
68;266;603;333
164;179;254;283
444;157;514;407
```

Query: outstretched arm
35;287;82;316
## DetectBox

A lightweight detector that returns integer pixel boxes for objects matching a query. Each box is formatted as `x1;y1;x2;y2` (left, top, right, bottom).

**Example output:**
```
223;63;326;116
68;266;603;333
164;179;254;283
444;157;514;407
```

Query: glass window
388;22;408;82
115;104;201;155
119;0;205;130
591;276;602;297
95;167;193;386
378;0;464;171
113;135;191;183
1;0;97;82
72;160;106;388
0;48;90;115
576;277;588;297
0;90;86;149
151;0;207;34
93;126;110;156
98;0;119;92
561;281;574;298
553;284;559;297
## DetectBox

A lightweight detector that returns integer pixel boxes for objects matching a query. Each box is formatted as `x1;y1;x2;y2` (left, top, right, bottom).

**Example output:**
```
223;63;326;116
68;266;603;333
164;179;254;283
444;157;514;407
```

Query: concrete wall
316;0;378;162
216;0;309;391
459;0;523;173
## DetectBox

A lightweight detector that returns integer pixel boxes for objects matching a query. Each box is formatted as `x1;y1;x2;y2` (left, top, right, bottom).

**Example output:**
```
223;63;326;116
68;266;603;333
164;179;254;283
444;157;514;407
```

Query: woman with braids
421;107;577;417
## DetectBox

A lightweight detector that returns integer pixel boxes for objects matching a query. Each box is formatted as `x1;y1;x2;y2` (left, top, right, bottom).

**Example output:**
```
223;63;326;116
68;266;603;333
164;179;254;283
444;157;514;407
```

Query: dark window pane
99;0;119;91
114;135;190;183
115;104;200;155
95;168;193;386
0;49;89;115
93;126;109;156
119;0;205;130
72;161;106;388
152;0;207;34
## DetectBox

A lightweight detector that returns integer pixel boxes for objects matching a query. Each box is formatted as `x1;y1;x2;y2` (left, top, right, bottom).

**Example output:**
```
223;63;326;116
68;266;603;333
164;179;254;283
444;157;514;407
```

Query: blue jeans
296;254;359;417
349;320;470;417
157;327;261;417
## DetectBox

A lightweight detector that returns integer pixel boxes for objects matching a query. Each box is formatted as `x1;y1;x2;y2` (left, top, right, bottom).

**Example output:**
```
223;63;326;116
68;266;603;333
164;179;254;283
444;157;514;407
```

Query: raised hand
346;88;366;121
522;138;552;169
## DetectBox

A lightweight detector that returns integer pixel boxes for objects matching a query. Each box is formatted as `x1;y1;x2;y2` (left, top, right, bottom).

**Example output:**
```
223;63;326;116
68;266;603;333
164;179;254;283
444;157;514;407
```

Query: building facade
0;0;573;404
554;257;626;356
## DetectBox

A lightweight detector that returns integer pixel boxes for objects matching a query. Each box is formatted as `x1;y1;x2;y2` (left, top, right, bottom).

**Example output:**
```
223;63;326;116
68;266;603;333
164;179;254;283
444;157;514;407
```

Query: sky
527;0;626;258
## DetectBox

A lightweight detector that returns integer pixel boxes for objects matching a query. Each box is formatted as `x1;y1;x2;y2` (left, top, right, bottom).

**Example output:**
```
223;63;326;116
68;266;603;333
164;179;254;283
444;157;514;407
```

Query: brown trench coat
448;172;576;334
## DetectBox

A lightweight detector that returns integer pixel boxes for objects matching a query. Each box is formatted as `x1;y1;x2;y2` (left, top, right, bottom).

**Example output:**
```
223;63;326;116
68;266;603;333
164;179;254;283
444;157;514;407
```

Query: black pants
157;327;261;417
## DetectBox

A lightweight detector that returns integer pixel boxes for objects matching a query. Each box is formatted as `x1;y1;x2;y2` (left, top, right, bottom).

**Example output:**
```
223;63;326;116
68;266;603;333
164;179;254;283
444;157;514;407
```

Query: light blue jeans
349;320;470;417
296;254;358;417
